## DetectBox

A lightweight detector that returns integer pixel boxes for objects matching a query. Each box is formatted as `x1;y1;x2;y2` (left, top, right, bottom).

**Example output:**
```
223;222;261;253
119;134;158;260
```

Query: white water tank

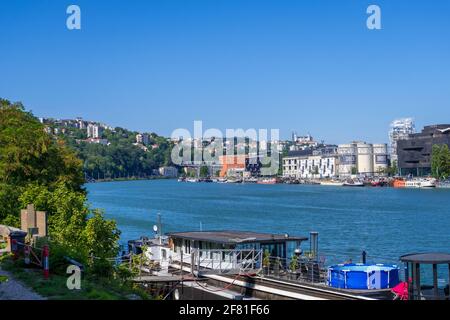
373;143;388;175
337;144;357;177
356;143;374;176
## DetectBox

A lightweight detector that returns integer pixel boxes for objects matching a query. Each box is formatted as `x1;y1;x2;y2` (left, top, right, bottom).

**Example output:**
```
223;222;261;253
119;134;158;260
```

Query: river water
86;179;450;269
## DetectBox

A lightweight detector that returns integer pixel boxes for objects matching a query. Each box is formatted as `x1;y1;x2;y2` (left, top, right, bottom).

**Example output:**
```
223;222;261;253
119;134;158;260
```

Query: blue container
327;264;399;290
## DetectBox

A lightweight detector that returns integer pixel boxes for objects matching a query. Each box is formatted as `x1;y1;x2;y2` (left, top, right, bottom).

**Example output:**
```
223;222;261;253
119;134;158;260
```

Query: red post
43;245;49;279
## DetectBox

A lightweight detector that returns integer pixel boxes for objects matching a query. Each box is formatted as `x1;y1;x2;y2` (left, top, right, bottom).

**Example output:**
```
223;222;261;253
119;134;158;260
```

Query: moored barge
128;229;424;300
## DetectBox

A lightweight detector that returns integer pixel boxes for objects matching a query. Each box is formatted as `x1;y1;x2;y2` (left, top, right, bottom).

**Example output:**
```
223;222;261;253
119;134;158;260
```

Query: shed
0;225;28;252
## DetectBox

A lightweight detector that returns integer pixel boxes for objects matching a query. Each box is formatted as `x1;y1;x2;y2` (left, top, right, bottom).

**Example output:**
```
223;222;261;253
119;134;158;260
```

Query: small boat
226;178;242;183
186;178;199;183
437;179;450;189
405;178;436;188
320;180;344;186
343;179;364;187
393;178;406;188
257;178;278;184
216;178;228;183
370;178;387;187
177;177;186;182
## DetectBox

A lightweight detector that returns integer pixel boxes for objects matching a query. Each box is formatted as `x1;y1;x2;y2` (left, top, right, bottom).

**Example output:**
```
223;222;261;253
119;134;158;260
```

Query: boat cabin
167;230;307;260
140;230;308;274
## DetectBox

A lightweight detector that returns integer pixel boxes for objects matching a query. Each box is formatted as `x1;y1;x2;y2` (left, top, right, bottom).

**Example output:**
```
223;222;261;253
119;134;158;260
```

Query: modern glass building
397;124;450;176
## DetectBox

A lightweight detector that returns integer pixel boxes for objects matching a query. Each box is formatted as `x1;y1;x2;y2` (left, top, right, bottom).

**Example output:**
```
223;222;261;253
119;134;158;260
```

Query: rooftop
400;252;450;264
167;230;308;244
0;224;27;237
286;149;313;158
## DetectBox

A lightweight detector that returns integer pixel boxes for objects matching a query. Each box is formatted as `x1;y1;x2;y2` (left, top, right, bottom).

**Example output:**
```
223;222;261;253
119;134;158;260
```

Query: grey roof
0;225;27;237
167;230;308;244
400;252;450;264
287;150;313;158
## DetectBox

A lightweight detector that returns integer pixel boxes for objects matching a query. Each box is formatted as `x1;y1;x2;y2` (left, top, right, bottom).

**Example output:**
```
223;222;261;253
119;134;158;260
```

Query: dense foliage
49;123;174;180
0;98;120;276
0;100;84;191
431;144;450;179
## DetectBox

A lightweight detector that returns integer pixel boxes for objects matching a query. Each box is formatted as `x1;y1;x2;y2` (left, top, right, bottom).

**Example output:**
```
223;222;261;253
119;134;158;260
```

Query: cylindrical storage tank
373;143;388;175
337;144;357;177
356;143;373;176
327;264;400;290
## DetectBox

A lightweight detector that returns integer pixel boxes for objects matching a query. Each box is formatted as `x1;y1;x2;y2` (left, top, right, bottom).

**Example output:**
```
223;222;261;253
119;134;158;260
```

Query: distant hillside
42;119;175;180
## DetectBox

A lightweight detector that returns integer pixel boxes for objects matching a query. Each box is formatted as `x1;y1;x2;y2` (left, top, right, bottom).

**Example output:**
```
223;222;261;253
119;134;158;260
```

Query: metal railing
262;256;327;284
189;249;263;275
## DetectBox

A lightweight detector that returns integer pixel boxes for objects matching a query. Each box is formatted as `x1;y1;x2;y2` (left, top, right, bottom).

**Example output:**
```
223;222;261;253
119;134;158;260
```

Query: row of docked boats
178;177;280;184
320;179;364;187
314;177;450;189
179;176;450;188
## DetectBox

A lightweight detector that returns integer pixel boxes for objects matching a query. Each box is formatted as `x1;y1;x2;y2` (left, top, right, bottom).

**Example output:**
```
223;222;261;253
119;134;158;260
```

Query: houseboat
320;180;344;187
129;228;404;300
343;179;364;187
393;178;437;188
405;178;437;188
257;178;278;184
143;230;308;274
393;178;406;188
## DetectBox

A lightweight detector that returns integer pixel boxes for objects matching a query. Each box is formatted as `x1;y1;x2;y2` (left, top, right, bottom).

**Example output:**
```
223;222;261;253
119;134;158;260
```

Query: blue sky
1;0;449;143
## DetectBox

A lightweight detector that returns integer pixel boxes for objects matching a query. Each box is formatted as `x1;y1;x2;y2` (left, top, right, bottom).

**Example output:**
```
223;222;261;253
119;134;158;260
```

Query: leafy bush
0;100;120;279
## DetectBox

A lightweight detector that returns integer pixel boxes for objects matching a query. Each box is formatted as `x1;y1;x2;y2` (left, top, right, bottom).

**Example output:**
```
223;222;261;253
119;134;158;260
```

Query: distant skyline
1;0;450;144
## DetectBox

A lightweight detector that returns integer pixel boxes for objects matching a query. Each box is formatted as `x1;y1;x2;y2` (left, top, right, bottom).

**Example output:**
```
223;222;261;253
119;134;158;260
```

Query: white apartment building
389;118;415;163
283;154;338;179
87;123;103;139
136;133;150;145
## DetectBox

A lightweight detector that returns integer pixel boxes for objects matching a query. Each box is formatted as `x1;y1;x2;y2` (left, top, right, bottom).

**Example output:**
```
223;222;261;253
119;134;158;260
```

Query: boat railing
190;249;263;275
262;255;326;284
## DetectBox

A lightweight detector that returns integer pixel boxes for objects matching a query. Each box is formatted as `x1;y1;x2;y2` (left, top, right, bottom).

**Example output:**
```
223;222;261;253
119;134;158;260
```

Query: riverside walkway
0;266;45;300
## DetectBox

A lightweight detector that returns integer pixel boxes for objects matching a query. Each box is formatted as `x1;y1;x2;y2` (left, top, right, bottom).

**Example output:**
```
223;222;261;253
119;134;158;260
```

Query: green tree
289;255;299;272
0;100;84;191
83;210;121;276
431;144;450;179
0;99;120;277
199;165;209;177
390;160;398;176
313;166;319;175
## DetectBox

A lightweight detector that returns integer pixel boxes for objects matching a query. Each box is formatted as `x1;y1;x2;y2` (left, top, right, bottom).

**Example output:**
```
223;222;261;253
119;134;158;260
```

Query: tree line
48;120;175;180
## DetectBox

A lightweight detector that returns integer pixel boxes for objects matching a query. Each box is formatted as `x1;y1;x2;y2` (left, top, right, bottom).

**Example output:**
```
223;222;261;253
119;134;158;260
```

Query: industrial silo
356;142;374;176
373;143;388;175
337;143;357;177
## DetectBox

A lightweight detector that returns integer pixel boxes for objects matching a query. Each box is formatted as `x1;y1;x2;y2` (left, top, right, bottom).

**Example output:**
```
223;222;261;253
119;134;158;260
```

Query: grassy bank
0;254;149;300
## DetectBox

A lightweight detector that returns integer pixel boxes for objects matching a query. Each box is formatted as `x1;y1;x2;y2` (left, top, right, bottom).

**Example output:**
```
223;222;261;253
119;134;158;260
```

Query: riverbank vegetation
431;144;450;179
0;98;149;299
